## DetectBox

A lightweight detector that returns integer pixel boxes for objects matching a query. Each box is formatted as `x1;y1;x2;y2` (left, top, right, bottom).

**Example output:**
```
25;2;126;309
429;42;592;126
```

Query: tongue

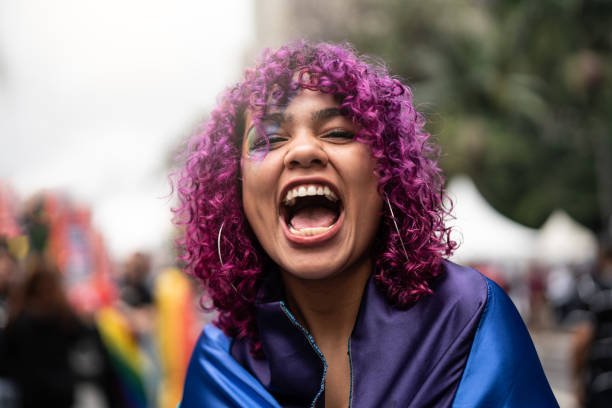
290;206;337;230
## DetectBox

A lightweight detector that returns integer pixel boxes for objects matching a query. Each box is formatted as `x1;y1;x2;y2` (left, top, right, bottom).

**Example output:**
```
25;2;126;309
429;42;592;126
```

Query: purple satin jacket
181;261;558;407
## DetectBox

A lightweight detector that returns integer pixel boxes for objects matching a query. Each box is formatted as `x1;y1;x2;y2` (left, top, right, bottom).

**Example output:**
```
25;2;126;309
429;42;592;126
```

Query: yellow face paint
245;126;262;156
245;123;282;158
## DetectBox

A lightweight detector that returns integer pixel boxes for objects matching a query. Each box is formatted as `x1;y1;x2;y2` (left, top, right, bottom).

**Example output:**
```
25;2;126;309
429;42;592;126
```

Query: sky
0;0;255;259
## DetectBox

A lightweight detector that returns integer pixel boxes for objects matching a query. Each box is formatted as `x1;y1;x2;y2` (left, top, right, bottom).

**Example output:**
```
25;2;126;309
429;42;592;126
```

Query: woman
174;41;558;407
1;257;83;408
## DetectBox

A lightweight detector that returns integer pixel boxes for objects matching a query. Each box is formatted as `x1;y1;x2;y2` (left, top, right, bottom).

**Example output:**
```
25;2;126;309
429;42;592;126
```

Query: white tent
446;176;538;264
535;210;598;265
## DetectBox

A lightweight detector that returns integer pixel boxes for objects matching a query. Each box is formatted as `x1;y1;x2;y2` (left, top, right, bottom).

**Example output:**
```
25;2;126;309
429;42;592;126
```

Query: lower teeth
289;225;333;236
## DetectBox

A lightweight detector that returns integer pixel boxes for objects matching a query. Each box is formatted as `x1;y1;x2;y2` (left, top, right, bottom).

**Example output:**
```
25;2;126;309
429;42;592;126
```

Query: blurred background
1;0;611;407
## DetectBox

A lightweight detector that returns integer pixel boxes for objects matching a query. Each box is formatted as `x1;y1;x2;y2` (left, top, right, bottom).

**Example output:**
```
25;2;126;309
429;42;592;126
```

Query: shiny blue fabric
180;324;280;408
452;277;559;407
181;269;557;407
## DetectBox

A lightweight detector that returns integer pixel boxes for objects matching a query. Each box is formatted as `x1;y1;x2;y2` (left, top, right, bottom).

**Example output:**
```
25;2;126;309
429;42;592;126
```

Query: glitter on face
245;122;282;158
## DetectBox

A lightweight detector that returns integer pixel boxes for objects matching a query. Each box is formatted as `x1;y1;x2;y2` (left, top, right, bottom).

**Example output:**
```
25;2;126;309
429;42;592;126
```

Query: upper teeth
283;184;338;206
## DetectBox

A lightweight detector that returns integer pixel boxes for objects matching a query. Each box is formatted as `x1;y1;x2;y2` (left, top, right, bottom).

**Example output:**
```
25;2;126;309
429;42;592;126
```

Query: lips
279;181;344;244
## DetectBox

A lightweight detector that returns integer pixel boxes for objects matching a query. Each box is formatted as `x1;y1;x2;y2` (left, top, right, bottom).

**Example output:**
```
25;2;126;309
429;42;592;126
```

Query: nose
283;133;329;169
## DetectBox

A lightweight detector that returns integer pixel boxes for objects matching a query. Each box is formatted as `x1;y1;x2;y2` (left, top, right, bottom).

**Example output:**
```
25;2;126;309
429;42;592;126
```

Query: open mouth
280;184;343;237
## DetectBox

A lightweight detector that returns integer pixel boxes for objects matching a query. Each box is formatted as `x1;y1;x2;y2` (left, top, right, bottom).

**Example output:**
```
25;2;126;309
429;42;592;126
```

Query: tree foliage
274;0;612;233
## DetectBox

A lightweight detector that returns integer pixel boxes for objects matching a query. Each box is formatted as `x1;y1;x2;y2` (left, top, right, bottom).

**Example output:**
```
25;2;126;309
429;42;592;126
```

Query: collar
231;261;488;408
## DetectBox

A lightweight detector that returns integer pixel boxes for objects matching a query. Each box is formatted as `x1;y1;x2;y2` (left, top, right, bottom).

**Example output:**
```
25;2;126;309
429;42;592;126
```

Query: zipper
279;301;327;408
348;337;354;408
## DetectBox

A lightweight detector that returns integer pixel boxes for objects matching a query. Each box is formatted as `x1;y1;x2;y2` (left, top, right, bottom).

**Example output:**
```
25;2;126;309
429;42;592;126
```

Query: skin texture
241;90;382;407
241;90;382;282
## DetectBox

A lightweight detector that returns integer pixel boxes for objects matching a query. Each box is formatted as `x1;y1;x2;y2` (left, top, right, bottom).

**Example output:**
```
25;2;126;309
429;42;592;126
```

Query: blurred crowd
470;240;612;408
0;183;204;408
565;244;612;408
2;178;612;407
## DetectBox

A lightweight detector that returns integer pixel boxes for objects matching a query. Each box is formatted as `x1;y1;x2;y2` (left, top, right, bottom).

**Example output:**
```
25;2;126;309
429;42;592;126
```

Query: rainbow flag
97;306;149;408
154;267;198;408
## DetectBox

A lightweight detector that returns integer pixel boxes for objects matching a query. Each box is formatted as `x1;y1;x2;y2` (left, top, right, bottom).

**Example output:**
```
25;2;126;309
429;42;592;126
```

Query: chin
277;253;353;281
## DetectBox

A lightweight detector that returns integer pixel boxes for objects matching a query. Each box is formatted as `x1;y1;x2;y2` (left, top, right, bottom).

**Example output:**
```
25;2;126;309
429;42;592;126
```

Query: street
531;328;578;408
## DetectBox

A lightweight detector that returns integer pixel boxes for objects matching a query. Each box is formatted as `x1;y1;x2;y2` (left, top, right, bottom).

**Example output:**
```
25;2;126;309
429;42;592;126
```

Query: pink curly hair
173;41;455;355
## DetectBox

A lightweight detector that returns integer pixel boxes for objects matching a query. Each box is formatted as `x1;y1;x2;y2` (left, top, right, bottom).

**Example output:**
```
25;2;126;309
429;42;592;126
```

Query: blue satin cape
180;323;281;408
180;267;557;407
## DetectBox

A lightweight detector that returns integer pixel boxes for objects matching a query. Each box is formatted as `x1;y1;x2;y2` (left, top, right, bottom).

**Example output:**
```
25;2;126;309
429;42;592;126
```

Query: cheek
242;158;274;192
347;148;382;217
241;156;280;220
345;147;379;193
357;177;383;247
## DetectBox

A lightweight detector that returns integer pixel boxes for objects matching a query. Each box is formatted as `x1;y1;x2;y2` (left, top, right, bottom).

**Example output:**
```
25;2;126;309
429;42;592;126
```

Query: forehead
243;90;339;128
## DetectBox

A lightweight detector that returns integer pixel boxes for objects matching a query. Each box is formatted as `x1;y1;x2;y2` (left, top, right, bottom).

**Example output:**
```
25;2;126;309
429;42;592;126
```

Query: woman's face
241;89;382;281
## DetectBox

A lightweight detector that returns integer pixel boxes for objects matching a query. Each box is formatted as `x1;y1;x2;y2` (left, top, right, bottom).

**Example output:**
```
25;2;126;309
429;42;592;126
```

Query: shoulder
418;260;489;324
180;323;281;408
436;260;488;305
452;275;559;407
348;261;488;406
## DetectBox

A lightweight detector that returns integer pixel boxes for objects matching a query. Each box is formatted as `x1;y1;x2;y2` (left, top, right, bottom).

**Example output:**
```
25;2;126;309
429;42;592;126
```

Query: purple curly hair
173;41;455;355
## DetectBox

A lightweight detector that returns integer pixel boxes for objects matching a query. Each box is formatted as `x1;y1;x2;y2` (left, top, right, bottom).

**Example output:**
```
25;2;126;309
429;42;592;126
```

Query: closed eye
322;129;354;142
250;133;288;152
246;122;288;154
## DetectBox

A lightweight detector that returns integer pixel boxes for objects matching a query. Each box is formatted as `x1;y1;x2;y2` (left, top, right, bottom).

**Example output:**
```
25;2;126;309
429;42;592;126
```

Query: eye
246;125;287;154
322;129;354;142
251;135;287;150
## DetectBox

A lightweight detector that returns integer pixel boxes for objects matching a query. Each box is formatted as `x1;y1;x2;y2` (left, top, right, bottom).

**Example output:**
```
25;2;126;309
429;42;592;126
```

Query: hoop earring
217;221;225;266
385;195;410;261
217;221;251;303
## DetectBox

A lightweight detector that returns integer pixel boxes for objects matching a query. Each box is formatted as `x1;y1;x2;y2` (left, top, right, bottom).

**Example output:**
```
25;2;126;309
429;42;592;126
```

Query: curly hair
173;41;455;355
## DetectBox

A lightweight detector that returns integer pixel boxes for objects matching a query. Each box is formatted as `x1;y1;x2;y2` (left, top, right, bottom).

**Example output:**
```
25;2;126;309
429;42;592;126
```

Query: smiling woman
241;90;382;283
173;41;558;408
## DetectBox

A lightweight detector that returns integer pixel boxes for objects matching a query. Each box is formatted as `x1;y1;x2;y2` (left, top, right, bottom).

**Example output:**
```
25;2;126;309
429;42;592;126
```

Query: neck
281;257;372;348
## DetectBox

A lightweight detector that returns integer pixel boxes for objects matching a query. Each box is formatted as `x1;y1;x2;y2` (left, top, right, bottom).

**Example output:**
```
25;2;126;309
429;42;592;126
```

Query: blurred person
120;252;153;311
528;265;550;329
0;256;83;408
112;251;158;407
0;240;19;406
547;264;577;324
0;240;18;333
572;241;612;407
117;252;155;352
173;41;557;407
21;196;49;254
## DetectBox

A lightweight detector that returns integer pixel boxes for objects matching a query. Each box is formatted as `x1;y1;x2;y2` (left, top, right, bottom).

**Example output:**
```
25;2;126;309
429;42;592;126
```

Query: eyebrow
262;112;292;124
311;107;342;123
259;107;343;127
